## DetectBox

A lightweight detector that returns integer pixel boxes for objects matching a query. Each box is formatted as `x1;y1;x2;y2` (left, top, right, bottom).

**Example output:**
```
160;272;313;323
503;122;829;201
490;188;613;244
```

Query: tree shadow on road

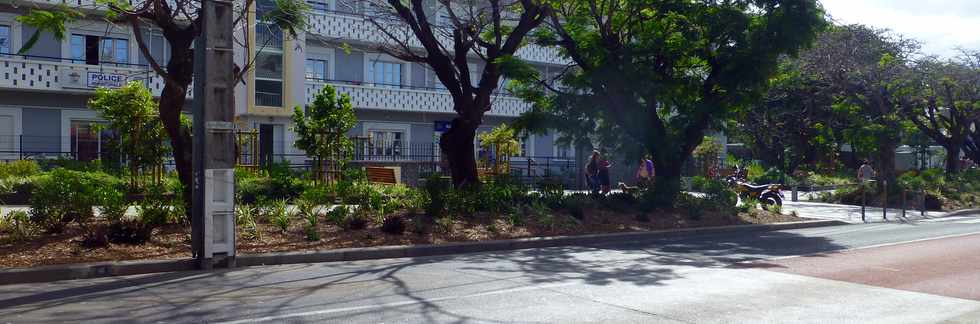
0;228;849;323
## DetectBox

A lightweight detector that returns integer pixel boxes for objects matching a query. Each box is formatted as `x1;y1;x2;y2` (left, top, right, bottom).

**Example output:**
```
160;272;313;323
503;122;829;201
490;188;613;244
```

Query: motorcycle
726;175;784;210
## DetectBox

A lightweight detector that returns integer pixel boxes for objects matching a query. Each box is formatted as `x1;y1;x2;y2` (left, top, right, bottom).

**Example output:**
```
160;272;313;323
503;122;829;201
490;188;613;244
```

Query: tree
733;60;839;174
88;81;169;190
19;0;309;214
359;0;551;187
516;0;825;205
798;25;919;183
292;85;357;183
901;51;980;173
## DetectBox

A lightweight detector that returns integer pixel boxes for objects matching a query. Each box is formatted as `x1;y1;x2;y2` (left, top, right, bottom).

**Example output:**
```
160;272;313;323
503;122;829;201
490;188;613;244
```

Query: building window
305;59;327;80
70;120;107;162
0;25;10;54
255;23;284;107
368;130;403;157
71;34;128;65
370;60;402;88
307;0;330;14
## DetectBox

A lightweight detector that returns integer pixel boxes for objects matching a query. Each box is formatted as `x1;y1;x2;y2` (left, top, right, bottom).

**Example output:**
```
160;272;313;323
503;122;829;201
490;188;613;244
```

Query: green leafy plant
423;175;449;218
326;205;350;227
0;160;41;179
236;204;261;240
98;186;129;223
304;208;320;241
343;207;369;231
269;199;291;233
30;169;121;232
1;210;34;241
79;224;109;248
293;84;357;183
106;219;153;245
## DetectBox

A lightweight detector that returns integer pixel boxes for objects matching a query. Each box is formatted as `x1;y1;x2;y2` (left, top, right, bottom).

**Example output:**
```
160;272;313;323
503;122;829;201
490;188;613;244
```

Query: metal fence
1;135;581;188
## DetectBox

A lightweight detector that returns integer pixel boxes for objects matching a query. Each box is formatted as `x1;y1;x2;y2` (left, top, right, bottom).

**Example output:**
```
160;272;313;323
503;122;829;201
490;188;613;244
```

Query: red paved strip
758;234;980;301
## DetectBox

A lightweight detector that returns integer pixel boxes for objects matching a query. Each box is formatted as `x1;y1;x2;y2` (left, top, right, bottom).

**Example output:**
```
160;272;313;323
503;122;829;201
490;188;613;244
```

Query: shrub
236;204;261;240
562;193;591;220
538;179;565;209
701;179;737;211
423;175;450;217
0;160;40;179
753;167;788;185
304;208;320;241
690;176;710;192
301;185;336;205
79;224;109;248
30;169;122;231
344;208;369;230
380;215;406;235
98;186;129;223
603;192;637;212
1;210;34;240
326;205;350;226
107;219;153;244
269;199;291;232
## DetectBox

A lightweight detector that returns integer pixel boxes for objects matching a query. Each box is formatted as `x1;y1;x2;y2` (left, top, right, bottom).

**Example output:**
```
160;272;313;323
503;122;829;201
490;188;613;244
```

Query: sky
819;0;980;58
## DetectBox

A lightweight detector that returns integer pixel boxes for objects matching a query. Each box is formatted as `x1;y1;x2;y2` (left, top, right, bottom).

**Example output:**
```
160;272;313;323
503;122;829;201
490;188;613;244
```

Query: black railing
305;77;517;96
0;53;153;69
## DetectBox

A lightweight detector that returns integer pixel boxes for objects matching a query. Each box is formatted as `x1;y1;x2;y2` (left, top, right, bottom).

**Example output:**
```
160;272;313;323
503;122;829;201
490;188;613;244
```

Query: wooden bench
365;166;398;185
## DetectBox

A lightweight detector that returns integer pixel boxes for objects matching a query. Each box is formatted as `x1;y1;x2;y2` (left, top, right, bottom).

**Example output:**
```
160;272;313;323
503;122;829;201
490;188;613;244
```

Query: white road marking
955;219;980;224
213;281;580;324
917;216;975;223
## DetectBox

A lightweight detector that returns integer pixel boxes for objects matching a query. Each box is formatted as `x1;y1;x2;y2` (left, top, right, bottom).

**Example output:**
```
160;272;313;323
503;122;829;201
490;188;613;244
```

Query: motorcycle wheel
760;193;782;211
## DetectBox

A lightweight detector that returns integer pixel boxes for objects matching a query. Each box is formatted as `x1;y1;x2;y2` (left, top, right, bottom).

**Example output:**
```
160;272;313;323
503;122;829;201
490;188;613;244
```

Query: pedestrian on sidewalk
858;159;876;184
598;155;612;195
635;156;655;187
586;150;601;195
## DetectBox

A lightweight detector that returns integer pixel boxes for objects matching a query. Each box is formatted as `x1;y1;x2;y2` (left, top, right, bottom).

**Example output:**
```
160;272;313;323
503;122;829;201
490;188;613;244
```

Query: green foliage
236;163;308;204
269;199;291;233
693;137;723;165
325;206;350;227
344;207;369;230
303;205;320;241
562;193;591;220
16;6;82;54
691;176;709;192
754;167;789;185
106;219;153;245
0;160;41;179
262;0;310;38
423;175;450;218
97;186;128;223
700;179;738;212
0;210;34;241
30;169;122;232
88;82;169;188
236;204;261;240
478;124;521;157
293;84;357;176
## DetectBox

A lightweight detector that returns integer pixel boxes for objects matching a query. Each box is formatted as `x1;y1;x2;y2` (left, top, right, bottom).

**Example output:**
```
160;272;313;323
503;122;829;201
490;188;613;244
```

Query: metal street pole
192;0;237;270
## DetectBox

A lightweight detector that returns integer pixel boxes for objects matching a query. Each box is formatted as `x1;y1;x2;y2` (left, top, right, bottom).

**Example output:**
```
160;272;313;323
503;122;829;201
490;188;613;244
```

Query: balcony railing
305;78;530;117
0;54;174;97
306;11;568;66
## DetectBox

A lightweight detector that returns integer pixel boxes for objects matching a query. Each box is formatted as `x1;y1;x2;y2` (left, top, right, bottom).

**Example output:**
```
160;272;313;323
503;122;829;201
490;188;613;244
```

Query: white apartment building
0;0;576;171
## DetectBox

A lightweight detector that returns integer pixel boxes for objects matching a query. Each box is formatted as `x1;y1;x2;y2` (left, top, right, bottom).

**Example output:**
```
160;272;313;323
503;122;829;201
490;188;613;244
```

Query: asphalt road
2;215;980;324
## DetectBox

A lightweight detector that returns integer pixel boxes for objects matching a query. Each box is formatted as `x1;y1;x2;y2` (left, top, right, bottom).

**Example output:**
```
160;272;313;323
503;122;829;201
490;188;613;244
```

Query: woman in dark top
598;156;612;194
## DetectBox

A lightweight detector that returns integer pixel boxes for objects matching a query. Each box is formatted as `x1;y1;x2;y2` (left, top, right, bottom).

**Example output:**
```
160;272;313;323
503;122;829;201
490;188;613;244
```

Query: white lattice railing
307;13;568;66
305;81;529;117
0;56;176;96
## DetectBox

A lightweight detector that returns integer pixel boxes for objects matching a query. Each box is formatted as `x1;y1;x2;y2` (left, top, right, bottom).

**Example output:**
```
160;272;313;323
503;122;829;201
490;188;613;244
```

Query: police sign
86;72;126;88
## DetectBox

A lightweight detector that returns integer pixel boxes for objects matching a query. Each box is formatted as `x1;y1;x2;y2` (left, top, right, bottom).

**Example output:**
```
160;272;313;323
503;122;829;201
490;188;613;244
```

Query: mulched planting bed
1;208;806;269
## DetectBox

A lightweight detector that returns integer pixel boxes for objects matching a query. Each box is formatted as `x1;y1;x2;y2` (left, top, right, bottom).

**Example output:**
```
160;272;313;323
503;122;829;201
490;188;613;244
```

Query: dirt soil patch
1;208;807;269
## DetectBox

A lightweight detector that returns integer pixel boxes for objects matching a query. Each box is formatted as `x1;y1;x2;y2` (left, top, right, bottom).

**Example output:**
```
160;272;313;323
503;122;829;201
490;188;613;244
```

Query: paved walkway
781;201;954;223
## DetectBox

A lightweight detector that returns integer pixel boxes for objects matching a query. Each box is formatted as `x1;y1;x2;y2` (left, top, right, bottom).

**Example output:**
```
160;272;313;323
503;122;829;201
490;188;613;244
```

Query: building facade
0;0;577;182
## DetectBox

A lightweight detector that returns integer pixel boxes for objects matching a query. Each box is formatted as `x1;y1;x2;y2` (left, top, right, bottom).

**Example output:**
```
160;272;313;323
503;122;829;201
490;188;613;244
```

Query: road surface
2;214;980;323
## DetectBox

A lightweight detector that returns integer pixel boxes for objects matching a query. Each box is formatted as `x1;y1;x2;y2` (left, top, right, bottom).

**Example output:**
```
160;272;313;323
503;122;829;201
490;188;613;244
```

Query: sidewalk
781;201;957;223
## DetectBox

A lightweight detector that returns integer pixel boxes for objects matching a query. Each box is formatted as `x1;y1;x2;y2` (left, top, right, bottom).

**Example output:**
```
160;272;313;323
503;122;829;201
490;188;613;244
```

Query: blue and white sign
86;72;126;88
434;120;452;132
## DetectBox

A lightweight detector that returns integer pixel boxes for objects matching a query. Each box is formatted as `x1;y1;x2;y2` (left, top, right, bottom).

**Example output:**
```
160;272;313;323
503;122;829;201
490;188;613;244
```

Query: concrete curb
945;208;980;217
1;220;846;285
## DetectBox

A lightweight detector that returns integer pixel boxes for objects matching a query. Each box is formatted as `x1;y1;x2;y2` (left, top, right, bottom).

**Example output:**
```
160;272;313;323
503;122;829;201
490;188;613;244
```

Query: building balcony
307;12;568;66
305;79;530;117
0;54;169;96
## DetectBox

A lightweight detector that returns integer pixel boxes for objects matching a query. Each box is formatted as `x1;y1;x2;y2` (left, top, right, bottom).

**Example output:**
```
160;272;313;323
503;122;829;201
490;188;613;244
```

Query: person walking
635;156;655;187
586;151;601;195
857;159;876;183
598;155;613;195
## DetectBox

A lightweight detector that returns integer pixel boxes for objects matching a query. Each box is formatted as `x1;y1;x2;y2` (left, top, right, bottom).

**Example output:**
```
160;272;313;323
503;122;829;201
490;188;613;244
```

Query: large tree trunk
440;117;479;188
944;143;962;174
159;85;193;219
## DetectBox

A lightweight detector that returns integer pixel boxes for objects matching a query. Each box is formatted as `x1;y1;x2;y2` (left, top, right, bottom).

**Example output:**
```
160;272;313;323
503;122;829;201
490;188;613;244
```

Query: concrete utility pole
192;0;237;269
